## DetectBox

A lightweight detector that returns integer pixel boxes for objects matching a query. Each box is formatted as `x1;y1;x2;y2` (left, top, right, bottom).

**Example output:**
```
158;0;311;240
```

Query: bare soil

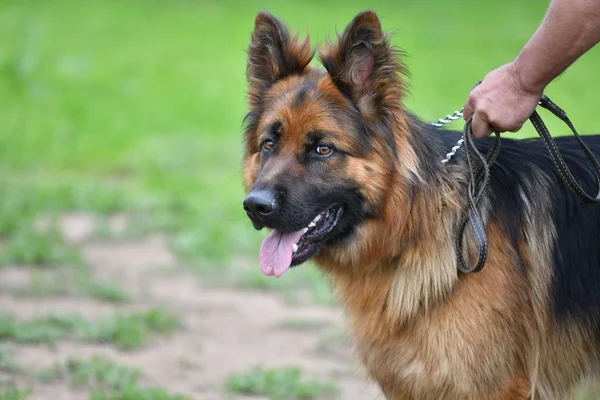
1;213;384;399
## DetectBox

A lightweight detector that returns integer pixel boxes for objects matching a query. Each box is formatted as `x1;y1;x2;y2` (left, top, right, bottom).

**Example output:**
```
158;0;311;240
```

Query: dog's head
242;11;415;276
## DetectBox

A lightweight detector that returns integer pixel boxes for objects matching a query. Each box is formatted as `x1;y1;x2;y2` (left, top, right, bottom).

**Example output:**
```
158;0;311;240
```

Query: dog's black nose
243;189;278;219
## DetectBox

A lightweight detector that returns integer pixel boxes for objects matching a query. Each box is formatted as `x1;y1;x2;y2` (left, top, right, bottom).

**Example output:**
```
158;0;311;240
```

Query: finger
463;102;474;120
507;119;526;133
471;111;493;139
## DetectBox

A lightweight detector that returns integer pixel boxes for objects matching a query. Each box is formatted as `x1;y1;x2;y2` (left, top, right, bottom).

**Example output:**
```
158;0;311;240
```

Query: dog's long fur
242;11;600;399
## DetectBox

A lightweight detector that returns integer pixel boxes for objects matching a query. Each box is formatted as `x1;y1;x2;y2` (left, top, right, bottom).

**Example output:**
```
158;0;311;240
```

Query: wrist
510;55;547;96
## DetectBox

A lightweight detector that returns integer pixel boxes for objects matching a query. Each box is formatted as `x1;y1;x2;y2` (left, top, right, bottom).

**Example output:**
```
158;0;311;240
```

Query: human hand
463;62;543;138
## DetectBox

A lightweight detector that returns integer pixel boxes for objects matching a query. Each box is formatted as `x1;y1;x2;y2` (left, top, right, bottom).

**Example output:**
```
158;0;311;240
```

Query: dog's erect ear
320;11;405;116
246;12;314;107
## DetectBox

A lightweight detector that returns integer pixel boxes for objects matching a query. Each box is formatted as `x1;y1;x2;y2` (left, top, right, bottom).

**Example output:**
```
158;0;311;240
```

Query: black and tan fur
242;10;600;399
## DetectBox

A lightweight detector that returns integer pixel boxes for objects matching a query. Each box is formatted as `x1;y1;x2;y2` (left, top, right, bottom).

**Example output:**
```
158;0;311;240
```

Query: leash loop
453;93;600;273
455;120;500;273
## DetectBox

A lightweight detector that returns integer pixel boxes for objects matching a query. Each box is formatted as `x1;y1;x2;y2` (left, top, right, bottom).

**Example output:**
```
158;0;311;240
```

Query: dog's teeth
292;243;298;253
308;221;316;228
313;214;321;223
302;228;308;234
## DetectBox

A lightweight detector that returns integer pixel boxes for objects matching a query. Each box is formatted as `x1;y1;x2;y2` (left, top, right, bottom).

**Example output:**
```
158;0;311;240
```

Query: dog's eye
262;139;275;152
316;144;333;157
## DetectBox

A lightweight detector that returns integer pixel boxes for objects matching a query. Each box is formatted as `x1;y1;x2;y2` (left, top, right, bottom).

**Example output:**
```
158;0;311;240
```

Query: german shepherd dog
241;10;600;399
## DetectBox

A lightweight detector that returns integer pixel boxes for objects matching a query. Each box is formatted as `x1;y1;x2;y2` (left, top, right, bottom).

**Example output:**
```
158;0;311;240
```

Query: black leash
455;94;600;273
533;96;600;203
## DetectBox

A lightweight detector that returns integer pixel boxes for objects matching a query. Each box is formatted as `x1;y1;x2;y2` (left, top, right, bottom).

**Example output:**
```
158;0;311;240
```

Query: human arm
463;0;600;138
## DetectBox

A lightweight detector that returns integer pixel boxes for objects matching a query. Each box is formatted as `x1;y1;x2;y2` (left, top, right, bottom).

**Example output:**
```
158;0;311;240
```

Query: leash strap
456;94;600;273
532;95;600;203
455;121;500;273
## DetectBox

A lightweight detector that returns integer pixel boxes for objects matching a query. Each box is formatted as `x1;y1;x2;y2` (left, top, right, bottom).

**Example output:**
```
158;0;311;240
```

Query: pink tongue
259;229;305;278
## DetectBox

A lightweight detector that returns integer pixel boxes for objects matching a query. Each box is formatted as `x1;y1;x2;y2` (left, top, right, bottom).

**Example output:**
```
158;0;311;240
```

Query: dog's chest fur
326;254;532;399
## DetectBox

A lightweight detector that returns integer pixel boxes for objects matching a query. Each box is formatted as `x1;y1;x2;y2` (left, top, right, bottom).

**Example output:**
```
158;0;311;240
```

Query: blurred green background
2;0;600;266
2;0;599;271
1;1;599;399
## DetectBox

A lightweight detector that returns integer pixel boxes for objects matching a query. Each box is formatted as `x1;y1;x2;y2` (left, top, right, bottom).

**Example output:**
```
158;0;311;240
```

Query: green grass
0;227;82;268
225;366;338;400
84;282;131;303
0;386;31;400
38;356;189;400
0;208;129;303
10;271;130;304
0;344;20;374
0;307;181;349
38;356;140;388
89;387;189;400
1;0;598;302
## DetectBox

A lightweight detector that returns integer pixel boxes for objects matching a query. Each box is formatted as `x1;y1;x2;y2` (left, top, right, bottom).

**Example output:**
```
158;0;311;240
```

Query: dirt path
1;213;383;399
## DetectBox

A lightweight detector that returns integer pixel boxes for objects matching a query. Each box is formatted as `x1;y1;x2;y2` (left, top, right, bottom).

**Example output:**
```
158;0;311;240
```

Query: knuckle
487;115;499;126
477;107;491;120
475;97;492;112
467;90;481;105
